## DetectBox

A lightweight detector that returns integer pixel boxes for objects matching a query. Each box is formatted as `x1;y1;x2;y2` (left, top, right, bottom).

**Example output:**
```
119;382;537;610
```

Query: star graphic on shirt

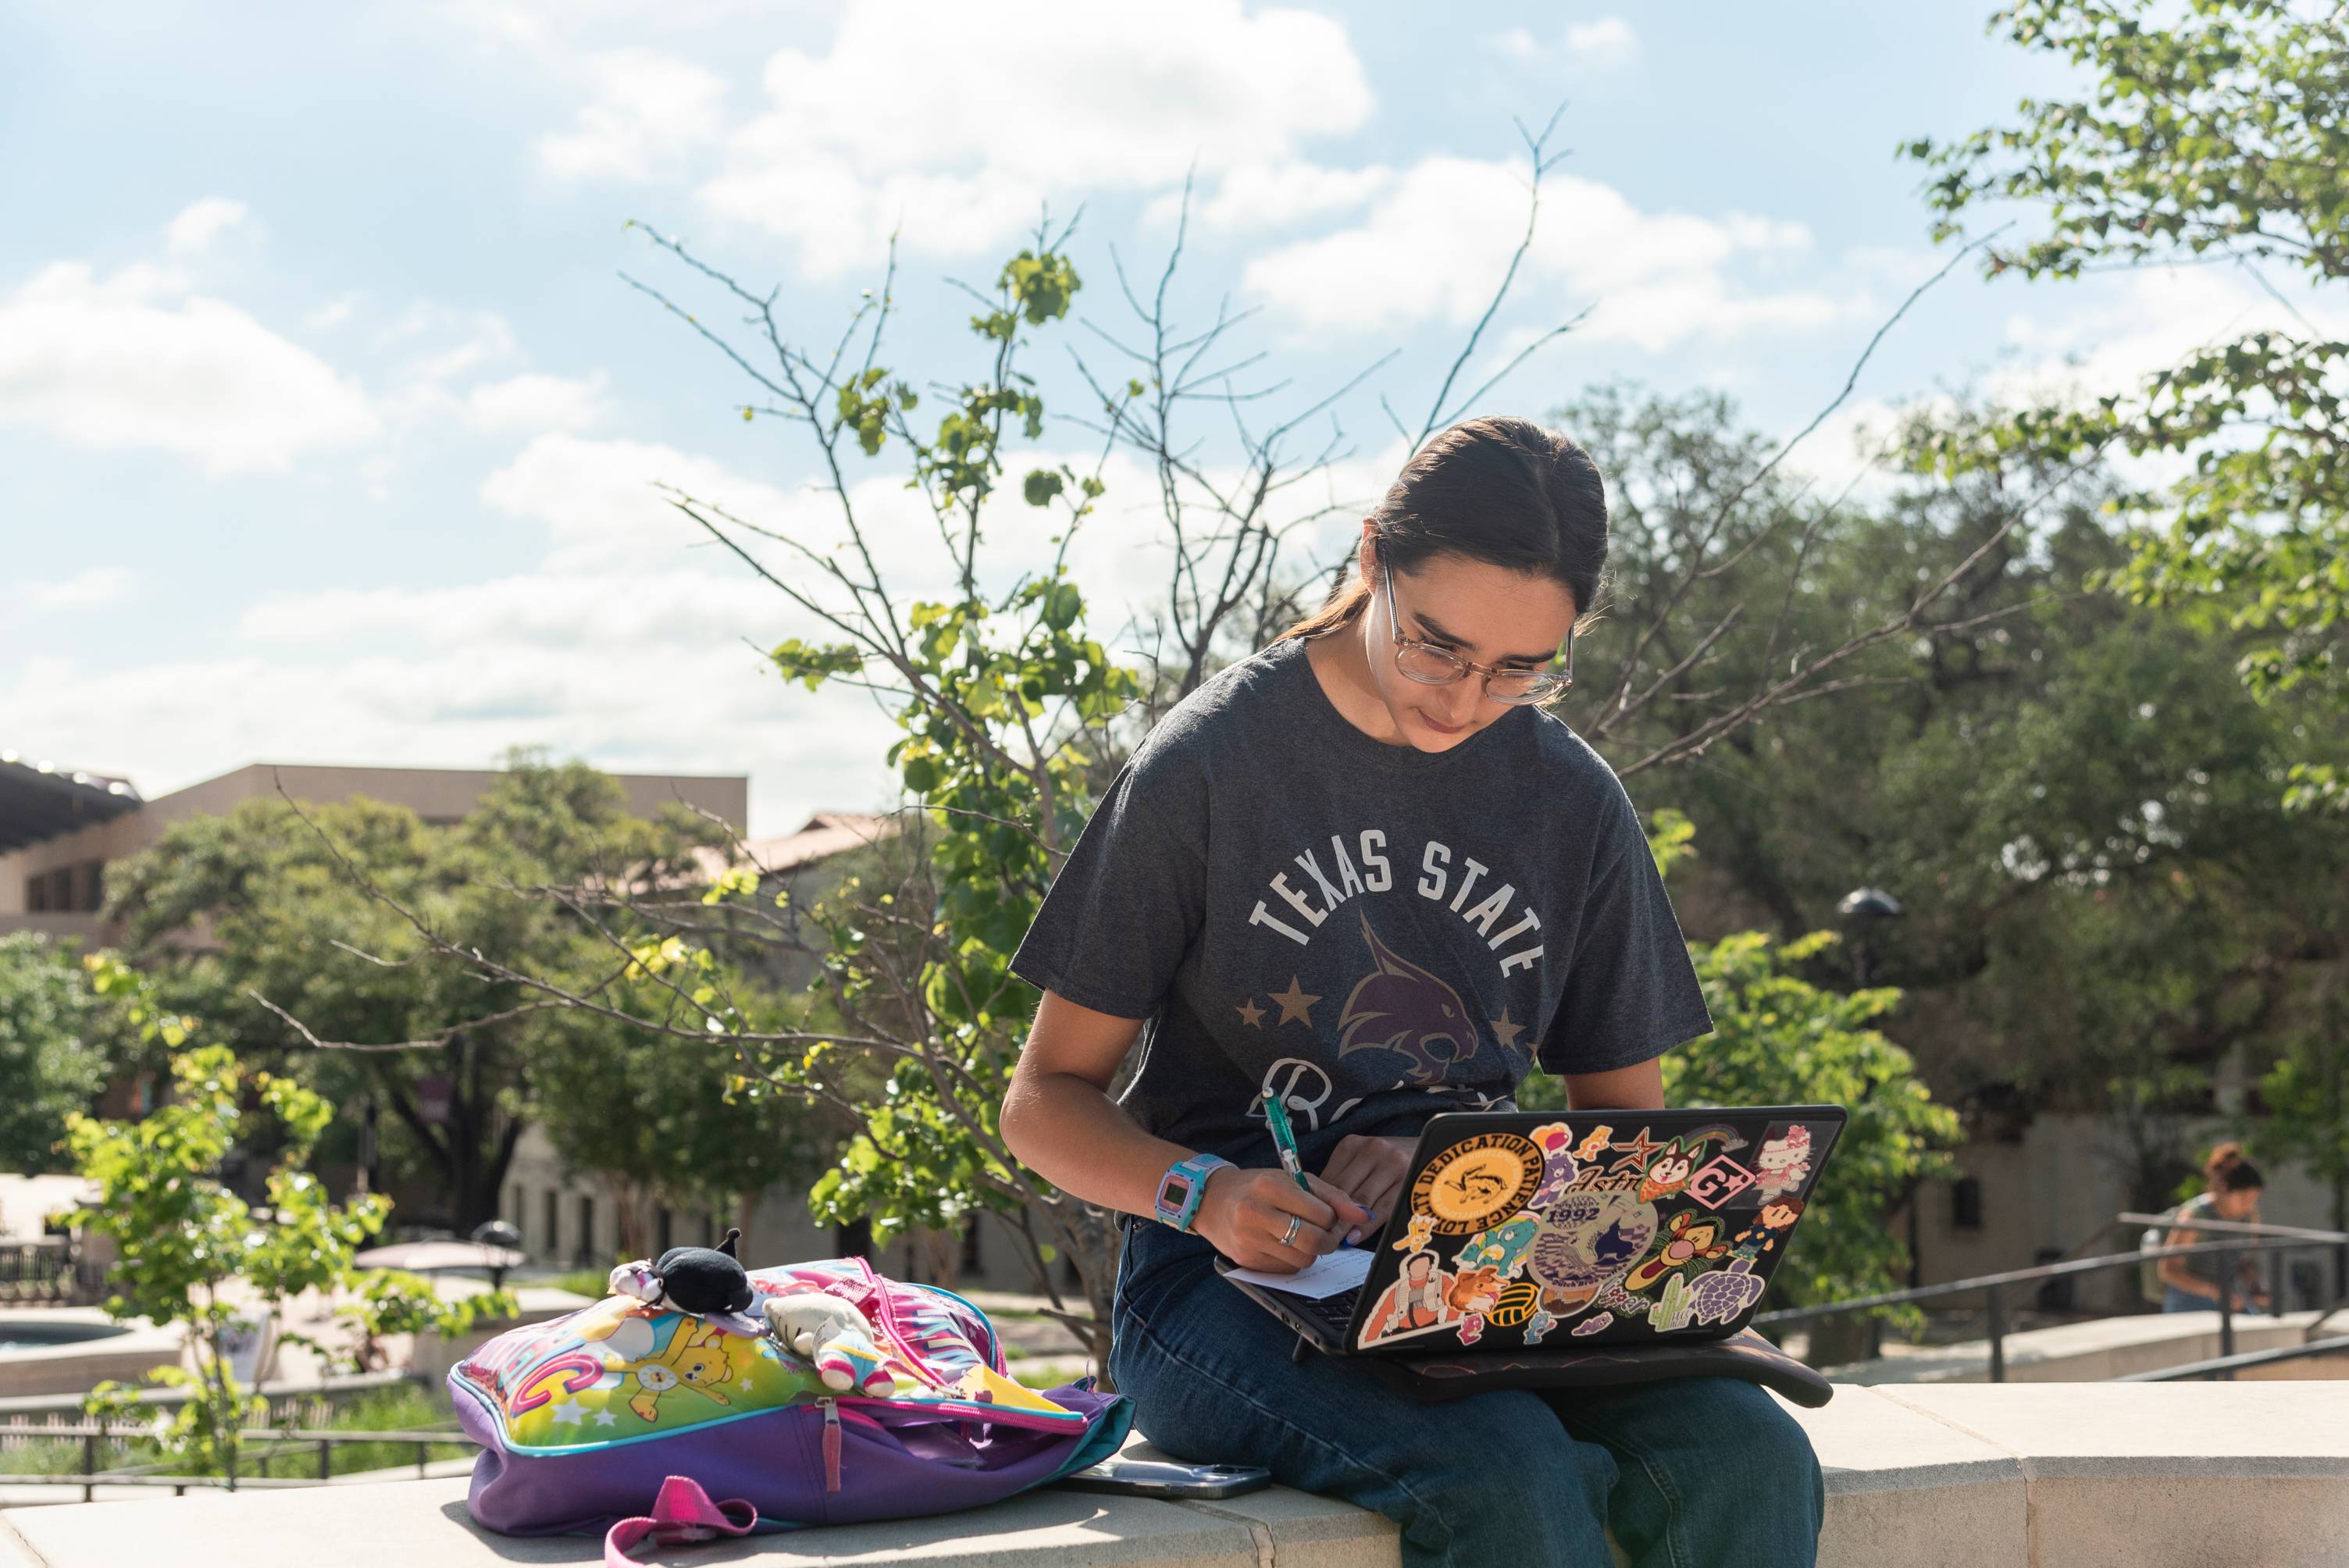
592;1409;618;1427
738;1377;754;1392
1490;1008;1525;1049
551;1402;585;1426
1235;999;1266;1028
1267;977;1320;1026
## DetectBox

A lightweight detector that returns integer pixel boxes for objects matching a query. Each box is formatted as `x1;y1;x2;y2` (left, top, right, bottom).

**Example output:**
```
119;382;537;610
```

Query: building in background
0;754;749;945
0;754;1038;1287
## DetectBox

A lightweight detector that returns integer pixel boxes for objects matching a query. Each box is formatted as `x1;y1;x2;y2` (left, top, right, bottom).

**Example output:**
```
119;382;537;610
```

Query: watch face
1160;1174;1194;1210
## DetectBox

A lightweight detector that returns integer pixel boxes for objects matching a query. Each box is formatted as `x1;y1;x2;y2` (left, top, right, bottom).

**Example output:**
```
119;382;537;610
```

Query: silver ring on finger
1281;1214;1302;1247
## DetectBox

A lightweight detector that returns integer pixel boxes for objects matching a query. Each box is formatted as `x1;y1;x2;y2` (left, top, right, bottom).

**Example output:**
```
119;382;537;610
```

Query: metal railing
0;1424;479;1503
2116;1335;2349;1382
1752;1212;2349;1383
0;1241;105;1307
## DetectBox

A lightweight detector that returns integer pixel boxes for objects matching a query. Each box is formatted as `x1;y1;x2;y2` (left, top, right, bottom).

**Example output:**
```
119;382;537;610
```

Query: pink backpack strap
604;1474;759;1566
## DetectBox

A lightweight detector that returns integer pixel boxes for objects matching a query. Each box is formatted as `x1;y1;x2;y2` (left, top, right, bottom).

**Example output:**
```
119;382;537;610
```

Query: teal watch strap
1154;1153;1232;1232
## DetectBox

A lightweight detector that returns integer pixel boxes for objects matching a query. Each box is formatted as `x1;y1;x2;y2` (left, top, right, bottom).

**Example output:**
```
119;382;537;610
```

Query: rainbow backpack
451;1256;1129;1559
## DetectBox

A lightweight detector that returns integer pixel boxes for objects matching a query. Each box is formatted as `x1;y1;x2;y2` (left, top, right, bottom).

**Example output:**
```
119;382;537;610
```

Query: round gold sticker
1409;1132;1544;1235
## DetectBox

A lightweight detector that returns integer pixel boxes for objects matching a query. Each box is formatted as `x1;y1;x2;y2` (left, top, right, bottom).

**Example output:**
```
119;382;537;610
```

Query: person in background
2156;1142;2271;1314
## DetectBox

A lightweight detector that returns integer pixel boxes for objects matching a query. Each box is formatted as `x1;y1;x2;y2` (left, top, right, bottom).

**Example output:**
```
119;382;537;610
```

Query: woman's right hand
1195;1167;1375;1274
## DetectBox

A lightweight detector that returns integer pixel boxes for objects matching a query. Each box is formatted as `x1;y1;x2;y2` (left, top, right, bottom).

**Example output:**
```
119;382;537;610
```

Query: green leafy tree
1527;813;1964;1318
1905;0;2349;809
530;992;843;1261
104;756;752;1231
64;960;495;1480
2258;989;2349;1249
1581;386;2349;1225
265;145;2058;1360
0;932;106;1174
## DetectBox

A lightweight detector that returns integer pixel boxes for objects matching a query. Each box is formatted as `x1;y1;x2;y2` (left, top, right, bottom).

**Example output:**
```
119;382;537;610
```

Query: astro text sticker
1409;1131;1545;1235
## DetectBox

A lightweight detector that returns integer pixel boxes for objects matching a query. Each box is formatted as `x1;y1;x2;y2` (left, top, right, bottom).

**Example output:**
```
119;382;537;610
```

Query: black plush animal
610;1228;755;1317
650;1228;754;1315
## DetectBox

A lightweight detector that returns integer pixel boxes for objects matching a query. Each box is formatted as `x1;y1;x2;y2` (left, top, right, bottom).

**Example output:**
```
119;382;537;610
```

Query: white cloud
0;261;380;475
1485;18;1638;68
1242;157;1849;349
537;50;728;181
698;0;1373;276
1778;263;2349;502
382;303;518;383
22;567;137;609
1991;263;2349;408
437;0;767;47
1563;18;1639;68
1145;162;1392;234
463;370;615;433
306;294;358;330
5;640;904;839
164;198;251;257
477;432;800;568
16;419;1397;836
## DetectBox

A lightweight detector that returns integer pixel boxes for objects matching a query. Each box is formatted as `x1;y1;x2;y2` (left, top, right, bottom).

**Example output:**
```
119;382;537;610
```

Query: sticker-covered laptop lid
1352;1107;1845;1354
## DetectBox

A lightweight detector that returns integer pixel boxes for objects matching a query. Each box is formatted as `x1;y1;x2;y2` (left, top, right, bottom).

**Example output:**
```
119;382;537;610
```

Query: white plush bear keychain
761;1290;898;1395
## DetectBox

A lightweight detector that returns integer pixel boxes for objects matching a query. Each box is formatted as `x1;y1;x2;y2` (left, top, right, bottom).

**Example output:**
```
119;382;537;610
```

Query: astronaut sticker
1359;1249;1460;1349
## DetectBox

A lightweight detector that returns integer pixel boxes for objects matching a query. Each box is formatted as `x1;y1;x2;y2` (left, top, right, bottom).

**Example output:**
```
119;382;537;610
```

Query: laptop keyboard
1278;1285;1360;1340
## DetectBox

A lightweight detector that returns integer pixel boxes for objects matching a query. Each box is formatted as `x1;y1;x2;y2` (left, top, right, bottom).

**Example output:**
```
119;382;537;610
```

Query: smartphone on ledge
1053;1457;1274;1499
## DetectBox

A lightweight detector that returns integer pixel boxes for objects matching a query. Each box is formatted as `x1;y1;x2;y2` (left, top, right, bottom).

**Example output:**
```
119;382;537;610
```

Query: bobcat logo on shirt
1336;913;1478;1085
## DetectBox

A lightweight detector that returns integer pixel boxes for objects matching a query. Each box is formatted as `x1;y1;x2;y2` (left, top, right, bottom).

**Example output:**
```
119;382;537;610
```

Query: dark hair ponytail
2205;1141;2265;1194
1280;415;1609;641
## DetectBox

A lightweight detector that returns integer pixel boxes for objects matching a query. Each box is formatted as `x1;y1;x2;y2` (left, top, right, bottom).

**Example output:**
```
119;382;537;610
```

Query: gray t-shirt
1011;634;1713;1174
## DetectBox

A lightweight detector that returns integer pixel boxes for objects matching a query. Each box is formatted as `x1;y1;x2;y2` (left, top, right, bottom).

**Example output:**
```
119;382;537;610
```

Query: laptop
1217;1107;1845;1358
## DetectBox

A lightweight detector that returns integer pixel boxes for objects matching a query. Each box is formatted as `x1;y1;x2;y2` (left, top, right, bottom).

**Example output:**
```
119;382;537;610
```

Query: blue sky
2;1;2326;832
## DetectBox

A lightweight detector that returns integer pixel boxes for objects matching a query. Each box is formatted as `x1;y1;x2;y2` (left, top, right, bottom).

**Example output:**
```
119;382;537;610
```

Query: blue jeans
1111;1227;1824;1568
2163;1283;2269;1314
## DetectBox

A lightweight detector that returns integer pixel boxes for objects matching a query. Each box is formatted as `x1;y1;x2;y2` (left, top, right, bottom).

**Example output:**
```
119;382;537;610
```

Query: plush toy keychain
761;1289;898;1396
608;1230;764;1338
608;1232;898;1394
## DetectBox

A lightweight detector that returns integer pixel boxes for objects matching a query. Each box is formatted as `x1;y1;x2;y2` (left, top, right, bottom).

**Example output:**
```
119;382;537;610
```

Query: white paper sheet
1221;1245;1374;1299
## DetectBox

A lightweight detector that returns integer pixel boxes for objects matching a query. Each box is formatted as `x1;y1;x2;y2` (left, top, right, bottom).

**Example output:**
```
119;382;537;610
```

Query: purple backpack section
451;1256;1130;1540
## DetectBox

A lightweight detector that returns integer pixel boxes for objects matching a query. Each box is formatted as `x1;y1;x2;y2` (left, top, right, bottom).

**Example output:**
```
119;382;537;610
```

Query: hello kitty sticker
1751;1123;1826;1203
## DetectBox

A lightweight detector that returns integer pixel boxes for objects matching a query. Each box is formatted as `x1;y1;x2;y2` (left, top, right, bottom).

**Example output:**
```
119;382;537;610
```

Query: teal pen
1259;1090;1367;1247
1259;1089;1314;1195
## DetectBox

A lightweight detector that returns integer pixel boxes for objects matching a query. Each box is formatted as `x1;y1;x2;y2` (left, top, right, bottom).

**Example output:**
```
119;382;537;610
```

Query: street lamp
1837;886;1911;1295
1835;886;1904;989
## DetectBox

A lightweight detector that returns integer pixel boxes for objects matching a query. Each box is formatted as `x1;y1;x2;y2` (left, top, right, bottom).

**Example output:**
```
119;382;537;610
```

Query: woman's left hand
1320;1135;1416;1243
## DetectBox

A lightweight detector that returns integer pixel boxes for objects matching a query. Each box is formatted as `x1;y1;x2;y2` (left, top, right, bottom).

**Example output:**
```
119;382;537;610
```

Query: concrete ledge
3;1384;2344;1567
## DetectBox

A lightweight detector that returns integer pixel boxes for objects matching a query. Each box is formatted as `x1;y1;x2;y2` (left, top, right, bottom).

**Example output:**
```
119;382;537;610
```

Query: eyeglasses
1379;557;1574;706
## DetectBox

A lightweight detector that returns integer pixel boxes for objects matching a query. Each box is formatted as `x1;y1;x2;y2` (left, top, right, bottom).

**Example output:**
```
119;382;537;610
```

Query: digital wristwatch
1153;1153;1232;1233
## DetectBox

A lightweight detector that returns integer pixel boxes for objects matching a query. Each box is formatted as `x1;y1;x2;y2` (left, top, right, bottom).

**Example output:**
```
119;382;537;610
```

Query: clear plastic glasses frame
1379;559;1574;705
